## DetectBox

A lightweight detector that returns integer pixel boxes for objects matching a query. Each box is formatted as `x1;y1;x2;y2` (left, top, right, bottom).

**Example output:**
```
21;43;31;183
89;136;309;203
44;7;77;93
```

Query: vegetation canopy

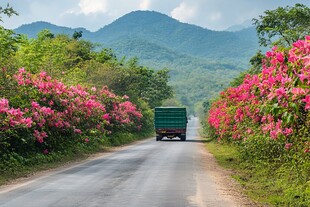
0;24;172;178
253;3;310;47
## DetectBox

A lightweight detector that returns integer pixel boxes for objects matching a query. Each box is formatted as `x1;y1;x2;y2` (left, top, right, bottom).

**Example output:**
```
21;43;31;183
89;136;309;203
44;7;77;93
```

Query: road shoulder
197;140;259;206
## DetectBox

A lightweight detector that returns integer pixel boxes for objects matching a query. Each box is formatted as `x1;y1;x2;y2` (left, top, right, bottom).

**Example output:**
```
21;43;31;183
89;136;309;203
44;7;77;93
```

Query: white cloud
171;2;197;23
139;0;151;10
76;0;108;15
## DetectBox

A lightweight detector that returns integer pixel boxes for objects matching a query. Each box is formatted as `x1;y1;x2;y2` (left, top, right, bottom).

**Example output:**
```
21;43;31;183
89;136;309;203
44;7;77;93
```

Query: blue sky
2;0;310;31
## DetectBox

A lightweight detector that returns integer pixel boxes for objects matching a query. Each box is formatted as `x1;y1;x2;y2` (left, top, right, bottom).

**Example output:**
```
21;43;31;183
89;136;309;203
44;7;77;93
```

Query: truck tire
156;135;162;141
180;135;186;141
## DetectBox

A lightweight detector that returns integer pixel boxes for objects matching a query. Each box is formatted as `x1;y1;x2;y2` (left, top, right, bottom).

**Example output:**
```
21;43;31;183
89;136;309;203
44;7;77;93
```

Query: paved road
0;118;236;207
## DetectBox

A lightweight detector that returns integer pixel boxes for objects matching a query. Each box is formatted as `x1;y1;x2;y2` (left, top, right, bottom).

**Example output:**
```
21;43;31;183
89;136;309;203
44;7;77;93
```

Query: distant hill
14;10;261;112
14;21;92;39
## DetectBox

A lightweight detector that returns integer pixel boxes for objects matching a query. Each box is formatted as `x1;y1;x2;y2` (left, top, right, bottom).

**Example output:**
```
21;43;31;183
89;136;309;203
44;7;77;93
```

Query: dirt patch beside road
197;140;263;206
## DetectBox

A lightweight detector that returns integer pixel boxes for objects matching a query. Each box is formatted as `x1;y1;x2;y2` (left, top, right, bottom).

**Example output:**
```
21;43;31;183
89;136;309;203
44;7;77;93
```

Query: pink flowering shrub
207;36;310;158
0;69;142;154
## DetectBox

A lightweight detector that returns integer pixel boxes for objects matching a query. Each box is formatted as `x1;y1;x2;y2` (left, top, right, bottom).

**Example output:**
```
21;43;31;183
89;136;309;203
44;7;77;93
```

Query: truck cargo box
154;107;187;141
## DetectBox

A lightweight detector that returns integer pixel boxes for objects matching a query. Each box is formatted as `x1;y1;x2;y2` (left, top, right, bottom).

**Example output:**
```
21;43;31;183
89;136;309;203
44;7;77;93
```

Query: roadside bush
207;36;310;158
0;68;143;158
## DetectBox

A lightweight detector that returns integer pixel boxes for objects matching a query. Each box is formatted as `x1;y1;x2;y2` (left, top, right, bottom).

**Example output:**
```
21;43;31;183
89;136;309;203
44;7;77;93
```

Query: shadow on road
184;139;211;143
160;139;211;143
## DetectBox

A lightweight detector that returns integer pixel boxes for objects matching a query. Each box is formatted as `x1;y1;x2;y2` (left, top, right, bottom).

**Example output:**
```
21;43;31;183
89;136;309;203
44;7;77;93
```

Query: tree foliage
231;4;310;88
3;28;173;110
0;25;174;167
0;26;24;68
72;30;83;40
85;57;173;108
253;3;310;47
0;2;18;22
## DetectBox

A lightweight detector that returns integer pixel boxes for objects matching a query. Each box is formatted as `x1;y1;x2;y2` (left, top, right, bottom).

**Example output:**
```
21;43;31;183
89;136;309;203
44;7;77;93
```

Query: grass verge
205;141;310;207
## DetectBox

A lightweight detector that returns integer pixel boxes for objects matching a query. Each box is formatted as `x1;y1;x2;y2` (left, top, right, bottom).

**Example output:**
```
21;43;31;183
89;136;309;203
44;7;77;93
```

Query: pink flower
275;87;286;98
276;53;284;62
285;143;293;150
85;138;89;143
102;113;110;120
19;68;26;73
283;128;293;136
298;74;307;83
31;101;40;109
33;130;48;143
91;87;97;92
302;96;310;110
22;117;33;128
266;51;275;58
74;128;82;134
40;106;54;116
43;149;49;154
39;71;47;78
0;98;9;113
293;40;305;48
9;119;18;127
291;88;307;99
246;128;253;134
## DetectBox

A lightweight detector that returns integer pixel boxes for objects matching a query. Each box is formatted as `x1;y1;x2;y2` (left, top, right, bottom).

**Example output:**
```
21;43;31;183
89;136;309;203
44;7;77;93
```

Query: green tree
15;30;95;84
122;58;173;108
85;57;173;108
230;4;310;88
253;3;310;47
0;2;18;22
37;29;55;40
230;50;265;87
0;2;20;69
96;48;117;64
0;26;23;68
72;30;83;40
248;50;264;73
147;68;173;108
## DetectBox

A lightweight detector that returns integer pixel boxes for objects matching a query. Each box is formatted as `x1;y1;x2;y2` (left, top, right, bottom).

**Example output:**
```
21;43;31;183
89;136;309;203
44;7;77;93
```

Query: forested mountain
15;11;258;64
14;10;261;112
98;11;258;62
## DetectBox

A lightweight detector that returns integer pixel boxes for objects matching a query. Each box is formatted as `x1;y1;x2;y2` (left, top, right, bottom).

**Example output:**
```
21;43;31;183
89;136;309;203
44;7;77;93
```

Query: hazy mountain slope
106;36;244;110
94;11;258;62
225;19;253;32
108;37;240;70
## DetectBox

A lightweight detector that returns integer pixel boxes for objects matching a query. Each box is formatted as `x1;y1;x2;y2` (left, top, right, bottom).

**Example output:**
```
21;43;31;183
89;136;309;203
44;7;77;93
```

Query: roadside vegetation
204;4;310;206
0;5;172;185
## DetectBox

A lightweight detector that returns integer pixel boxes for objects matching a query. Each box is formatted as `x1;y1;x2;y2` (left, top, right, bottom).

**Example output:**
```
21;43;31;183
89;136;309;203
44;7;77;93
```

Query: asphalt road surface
0;118;240;207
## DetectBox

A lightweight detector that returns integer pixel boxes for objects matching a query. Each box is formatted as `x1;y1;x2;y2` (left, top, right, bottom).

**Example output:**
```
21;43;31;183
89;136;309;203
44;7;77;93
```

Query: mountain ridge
14;10;259;64
14;21;92;38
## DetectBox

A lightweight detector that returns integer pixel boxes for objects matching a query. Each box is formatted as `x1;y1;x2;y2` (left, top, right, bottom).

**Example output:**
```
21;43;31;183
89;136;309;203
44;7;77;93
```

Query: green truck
154;107;187;141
